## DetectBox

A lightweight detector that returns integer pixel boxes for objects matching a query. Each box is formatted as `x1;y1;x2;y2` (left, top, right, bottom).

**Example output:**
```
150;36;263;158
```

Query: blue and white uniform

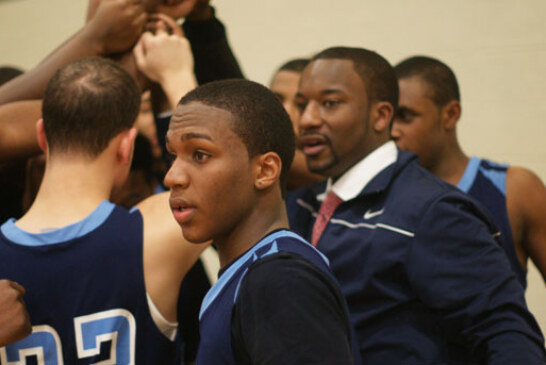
196;229;359;365
0;201;180;365
457;156;525;287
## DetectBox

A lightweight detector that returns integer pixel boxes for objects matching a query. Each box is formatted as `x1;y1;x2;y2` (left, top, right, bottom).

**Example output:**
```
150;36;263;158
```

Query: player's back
0;201;180;364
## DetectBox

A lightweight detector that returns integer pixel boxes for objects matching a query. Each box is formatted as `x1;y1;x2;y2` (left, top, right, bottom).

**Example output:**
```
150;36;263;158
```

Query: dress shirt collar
318;141;398;202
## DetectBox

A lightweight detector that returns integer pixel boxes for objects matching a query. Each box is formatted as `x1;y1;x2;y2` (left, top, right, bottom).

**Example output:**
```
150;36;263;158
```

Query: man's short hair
42;57;141;157
277;58;310;73
394;56;460;107
312;47;399;111
178;79;295;196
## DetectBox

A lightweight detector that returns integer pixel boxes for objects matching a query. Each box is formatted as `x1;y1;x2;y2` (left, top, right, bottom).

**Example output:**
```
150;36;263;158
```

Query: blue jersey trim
457;156;481;193
0;201;116;246
199;230;323;319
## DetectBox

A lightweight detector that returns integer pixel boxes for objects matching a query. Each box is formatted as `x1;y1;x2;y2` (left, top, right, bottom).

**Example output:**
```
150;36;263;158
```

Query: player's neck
215;195;289;268
430;139;469;186
17;156;114;233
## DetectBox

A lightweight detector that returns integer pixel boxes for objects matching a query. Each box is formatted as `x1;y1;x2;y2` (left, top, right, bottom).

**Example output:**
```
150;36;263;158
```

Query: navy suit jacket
287;149;545;364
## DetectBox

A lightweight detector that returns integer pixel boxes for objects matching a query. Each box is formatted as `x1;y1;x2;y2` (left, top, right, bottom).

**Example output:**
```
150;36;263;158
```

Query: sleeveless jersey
457;157;525;287
196;230;355;365
0;201;181;364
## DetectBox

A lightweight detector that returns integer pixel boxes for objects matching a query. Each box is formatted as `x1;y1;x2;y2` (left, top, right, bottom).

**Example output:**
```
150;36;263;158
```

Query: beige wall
1;0;544;333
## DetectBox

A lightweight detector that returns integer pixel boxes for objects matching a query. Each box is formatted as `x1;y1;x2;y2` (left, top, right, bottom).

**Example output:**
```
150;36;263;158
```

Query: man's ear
118;128;138;166
36;119;48;153
441;100;461;130
371;101;394;133
254;152;282;191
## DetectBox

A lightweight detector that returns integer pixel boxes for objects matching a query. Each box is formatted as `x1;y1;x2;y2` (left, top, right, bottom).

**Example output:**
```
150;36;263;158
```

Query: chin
181;228;211;245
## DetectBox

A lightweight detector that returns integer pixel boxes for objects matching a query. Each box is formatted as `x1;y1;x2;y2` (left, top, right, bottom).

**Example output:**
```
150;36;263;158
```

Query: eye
165;151;177;166
193;150;210;163
295;98;307;112
395;108;415;123
322;99;340;108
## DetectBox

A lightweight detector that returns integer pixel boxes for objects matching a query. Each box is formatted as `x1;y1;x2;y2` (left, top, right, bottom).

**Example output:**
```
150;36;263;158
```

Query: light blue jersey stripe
457;156;481;193
199;230;325;319
0;201;116;246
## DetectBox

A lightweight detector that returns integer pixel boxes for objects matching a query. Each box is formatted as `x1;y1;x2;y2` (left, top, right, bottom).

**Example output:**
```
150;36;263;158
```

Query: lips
169;197;196;225
299;134;329;156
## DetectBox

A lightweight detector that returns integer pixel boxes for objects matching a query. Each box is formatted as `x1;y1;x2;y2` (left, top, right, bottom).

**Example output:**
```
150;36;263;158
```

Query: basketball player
391;56;546;288
0;57;205;363
164;79;359;364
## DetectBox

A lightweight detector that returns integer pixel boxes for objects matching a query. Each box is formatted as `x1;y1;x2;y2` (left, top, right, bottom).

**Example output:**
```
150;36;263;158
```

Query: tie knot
322;192;343;210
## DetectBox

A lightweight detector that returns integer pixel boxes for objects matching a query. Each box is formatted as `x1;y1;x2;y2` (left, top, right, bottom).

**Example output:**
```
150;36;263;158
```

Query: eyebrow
166;132;213;145
321;89;345;95
180;132;213;142
296;88;345;98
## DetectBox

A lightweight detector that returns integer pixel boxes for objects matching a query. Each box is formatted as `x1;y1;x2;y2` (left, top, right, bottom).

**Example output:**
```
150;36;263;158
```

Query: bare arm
0;0;146;105
0;100;42;163
507;166;546;283
0;280;31;347
139;192;208;323
134;24;197;110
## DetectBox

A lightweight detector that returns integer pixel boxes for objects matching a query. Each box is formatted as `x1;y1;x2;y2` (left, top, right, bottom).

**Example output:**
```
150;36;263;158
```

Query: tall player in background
0;57;204;364
391;56;546;288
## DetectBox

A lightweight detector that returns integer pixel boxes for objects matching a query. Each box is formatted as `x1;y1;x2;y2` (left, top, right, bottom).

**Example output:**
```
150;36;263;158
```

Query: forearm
183;8;245;84
159;70;196;110
0;100;43;162
0;27;103;105
410;195;545;361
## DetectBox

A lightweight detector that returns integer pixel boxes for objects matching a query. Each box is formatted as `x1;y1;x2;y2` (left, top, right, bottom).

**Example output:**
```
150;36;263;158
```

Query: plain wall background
1;0;544;333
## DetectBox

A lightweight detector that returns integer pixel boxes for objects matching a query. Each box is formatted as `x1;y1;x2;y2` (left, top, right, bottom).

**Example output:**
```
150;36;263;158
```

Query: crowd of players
0;0;545;364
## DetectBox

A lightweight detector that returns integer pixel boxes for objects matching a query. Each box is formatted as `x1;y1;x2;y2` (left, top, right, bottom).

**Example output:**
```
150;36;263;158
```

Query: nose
298;101;322;133
390;120;402;141
164;158;190;190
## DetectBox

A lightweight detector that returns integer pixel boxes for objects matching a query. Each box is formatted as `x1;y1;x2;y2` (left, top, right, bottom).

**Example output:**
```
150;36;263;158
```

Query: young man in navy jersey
391;56;546;288
164;79;359;364
0;57;205;364
287;46;545;363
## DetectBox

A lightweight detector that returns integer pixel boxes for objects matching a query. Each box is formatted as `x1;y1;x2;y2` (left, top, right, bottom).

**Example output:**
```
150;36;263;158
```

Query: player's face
164;102;256;244
295;59;371;178
391;76;443;169
270;70;302;136
271;69;324;189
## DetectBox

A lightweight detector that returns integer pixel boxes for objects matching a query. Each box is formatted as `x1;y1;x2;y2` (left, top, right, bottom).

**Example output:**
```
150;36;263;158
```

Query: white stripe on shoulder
296;199;318;217
329;218;415;237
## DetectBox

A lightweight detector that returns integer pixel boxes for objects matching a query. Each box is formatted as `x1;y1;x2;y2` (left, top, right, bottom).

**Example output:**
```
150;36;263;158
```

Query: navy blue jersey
0;201;180;364
457;156;526;287
196;229;359;365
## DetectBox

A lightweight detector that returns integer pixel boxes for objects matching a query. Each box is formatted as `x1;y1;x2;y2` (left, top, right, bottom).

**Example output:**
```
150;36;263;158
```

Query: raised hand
86;0;147;55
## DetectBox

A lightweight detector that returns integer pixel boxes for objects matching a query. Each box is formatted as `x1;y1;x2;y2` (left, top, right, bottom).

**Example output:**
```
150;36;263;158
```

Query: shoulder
506;165;546;223
238;252;342;307
506;166;545;192
244;252;334;289
386;160;485;225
